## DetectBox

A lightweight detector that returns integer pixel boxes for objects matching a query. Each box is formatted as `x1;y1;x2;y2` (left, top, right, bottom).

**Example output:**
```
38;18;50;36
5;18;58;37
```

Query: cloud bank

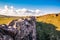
0;5;43;16
0;5;60;16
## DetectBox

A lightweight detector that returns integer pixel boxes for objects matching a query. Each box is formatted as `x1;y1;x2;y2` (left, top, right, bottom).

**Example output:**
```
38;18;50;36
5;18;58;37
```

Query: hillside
36;13;60;30
0;13;60;30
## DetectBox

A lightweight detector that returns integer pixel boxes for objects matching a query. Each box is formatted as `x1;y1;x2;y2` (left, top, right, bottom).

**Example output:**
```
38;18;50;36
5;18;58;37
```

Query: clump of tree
36;22;60;40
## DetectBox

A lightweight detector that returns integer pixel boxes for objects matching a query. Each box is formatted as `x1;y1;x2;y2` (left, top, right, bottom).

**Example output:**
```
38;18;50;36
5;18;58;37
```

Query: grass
36;14;60;30
0;17;19;25
0;13;60;31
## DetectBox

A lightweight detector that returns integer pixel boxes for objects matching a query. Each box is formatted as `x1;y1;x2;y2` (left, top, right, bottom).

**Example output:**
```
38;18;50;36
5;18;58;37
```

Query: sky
0;0;60;16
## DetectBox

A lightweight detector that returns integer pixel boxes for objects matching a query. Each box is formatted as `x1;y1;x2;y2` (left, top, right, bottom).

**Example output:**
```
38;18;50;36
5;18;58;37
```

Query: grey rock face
0;16;36;40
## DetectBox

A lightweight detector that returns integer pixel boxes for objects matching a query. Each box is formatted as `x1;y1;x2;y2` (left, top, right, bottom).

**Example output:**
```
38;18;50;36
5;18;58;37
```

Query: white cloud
0;5;59;16
0;5;42;16
35;9;41;13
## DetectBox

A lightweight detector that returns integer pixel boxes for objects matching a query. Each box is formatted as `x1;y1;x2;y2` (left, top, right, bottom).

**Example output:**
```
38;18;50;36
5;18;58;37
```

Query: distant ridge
0;13;60;17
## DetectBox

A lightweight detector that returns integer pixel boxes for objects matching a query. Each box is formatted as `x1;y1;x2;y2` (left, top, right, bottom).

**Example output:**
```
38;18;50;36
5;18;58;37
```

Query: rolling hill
0;13;60;30
36;13;60;30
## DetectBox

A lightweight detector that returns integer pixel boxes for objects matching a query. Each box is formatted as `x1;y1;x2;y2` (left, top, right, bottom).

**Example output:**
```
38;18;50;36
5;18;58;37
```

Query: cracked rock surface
0;16;36;40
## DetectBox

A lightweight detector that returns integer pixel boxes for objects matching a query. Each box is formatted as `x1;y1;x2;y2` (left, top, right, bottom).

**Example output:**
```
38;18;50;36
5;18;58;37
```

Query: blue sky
0;0;60;13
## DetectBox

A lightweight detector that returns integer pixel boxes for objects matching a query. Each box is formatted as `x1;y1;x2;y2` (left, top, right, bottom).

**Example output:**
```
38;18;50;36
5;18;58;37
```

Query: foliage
36;22;58;40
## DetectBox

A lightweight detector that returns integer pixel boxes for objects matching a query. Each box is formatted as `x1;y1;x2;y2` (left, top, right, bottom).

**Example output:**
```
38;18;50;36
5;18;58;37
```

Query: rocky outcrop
0;16;36;40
